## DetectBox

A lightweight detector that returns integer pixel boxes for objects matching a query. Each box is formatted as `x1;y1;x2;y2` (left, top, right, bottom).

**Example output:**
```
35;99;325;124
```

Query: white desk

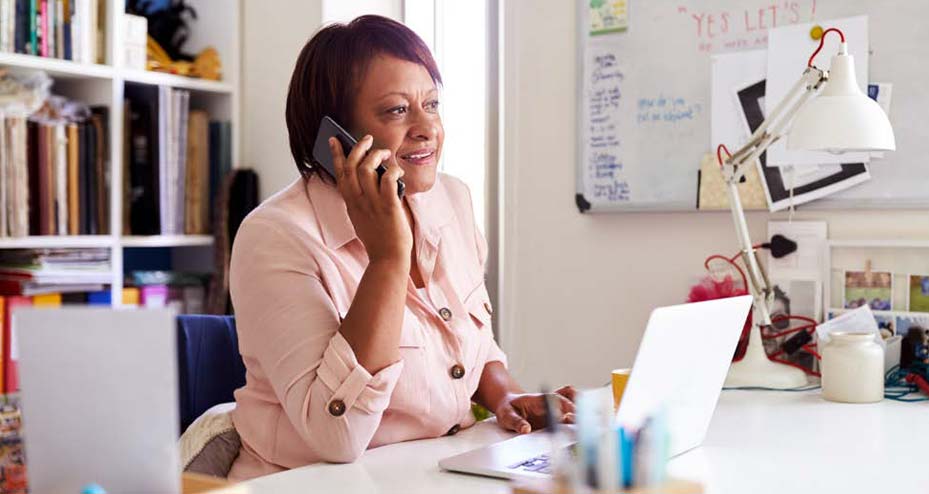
240;390;926;493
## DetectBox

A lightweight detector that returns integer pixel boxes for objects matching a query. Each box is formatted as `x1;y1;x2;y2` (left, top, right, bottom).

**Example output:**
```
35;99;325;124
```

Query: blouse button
327;399;346;417
439;307;453;321
450;364;466;380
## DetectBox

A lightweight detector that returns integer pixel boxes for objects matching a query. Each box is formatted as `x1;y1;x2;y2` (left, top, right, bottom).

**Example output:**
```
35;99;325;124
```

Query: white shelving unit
0;0;240;305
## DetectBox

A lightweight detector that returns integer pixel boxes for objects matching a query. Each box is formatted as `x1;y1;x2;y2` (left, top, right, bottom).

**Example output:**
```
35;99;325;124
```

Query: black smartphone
312;116;405;198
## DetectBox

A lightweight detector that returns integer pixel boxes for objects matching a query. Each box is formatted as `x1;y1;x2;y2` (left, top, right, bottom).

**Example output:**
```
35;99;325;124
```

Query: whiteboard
575;0;929;213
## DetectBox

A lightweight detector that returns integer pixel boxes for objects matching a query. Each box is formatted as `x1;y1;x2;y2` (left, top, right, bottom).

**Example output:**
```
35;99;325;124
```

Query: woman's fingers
555;393;576;416
554;385;577;403
499;406;531;435
329;137;345;179
357;149;392;199
379;163;405;203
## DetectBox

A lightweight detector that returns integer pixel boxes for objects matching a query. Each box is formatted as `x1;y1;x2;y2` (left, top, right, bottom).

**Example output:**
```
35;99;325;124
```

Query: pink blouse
227;173;507;480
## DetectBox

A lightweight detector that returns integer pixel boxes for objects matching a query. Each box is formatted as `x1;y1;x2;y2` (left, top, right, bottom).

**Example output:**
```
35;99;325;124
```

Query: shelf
0;52;114;80
120;235;214;248
120;68;233;93
0;236;114;249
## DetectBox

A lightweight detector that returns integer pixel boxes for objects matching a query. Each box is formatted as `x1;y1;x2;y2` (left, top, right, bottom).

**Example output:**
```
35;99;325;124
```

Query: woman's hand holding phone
329;135;412;265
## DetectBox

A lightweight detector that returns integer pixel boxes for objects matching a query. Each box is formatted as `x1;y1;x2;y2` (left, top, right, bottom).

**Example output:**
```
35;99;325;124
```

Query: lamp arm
720;66;828;327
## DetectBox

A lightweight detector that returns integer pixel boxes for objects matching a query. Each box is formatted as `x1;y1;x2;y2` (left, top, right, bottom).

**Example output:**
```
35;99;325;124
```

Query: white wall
241;1;401;200
499;0;929;391
240;1;321;198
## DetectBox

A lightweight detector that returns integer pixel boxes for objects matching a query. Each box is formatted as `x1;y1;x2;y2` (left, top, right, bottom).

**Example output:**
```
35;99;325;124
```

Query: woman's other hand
330;135;412;264
495;386;577;434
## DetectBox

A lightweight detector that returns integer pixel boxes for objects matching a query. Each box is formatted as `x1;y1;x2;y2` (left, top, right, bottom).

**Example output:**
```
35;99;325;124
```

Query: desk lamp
717;28;895;388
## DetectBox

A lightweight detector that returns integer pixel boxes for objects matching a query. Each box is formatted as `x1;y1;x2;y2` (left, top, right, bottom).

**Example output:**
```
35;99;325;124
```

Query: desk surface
240;390;926;494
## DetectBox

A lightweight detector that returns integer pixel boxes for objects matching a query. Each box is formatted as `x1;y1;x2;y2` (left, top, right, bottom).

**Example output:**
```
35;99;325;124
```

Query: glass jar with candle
821;332;884;403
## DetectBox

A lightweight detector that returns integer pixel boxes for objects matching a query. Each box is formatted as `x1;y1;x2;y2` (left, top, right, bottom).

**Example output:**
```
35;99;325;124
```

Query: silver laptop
439;296;753;480
17;307;180;494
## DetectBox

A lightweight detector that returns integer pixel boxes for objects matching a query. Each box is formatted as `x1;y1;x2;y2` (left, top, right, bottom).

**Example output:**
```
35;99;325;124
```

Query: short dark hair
285;15;443;178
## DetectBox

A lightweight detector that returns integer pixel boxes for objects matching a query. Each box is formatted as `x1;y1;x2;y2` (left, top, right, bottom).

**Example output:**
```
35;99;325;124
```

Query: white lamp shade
787;52;896;153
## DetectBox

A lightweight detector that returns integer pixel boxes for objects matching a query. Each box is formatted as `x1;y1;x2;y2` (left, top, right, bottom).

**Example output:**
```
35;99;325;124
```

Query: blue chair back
176;315;246;433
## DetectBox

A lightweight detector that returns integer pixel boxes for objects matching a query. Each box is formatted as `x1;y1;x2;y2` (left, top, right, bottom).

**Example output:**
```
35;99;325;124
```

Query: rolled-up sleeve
231;217;401;463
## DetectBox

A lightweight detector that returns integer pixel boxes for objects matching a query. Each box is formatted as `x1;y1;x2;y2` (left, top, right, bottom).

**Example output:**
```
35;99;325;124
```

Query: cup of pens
514;390;703;494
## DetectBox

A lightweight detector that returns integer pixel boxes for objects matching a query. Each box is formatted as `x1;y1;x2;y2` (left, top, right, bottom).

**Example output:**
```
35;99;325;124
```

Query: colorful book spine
86;289;110;305
140;285;168;308
38;0;45;57
27;0;34;55
121;287;140;307
0;296;5;394
32;293;61;306
4;295;31;393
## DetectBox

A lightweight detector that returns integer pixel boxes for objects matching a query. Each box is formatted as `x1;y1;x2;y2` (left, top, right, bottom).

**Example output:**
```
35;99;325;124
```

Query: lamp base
725;325;809;389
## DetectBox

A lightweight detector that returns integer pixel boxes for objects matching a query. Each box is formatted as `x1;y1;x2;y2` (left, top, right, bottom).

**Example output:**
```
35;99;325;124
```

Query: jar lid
830;331;876;341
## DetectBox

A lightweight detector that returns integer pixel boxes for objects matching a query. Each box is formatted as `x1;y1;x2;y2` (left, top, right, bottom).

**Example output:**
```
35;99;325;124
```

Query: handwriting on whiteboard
676;0;817;52
587;45;629;202
636;95;703;125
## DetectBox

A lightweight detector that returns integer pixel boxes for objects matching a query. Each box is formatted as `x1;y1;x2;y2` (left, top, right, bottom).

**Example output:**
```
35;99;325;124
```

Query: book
174;89;189;235
38;0;45;57
0;297;5;392
13;0;26;53
90;106;107;234
27;0;34;55
0;279;103;296
54;122;66;234
3;295;30;393
0;115;7;237
1;0;10;53
158;86;170;234
185;110;209;234
86;289;109;305
140;285;167;308
61;0;68;59
7;117;26;237
126;85;160;234
32;292;61;306
66;122;78;234
25;121;37;235
122;287;139;306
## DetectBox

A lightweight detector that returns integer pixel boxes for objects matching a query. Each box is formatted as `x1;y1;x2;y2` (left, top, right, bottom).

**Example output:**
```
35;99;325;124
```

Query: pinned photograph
843;270;893;311
908;275;929;312
896;314;929;337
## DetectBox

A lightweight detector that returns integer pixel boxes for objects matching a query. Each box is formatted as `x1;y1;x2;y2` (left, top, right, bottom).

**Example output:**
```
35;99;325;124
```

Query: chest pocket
390;308;430;415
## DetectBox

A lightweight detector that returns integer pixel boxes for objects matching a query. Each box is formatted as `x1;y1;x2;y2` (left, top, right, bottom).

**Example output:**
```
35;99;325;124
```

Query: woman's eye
388;106;408;115
425;100;440;111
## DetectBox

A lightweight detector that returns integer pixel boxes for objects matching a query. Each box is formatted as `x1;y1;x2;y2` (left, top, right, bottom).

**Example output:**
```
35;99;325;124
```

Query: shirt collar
306;174;456;250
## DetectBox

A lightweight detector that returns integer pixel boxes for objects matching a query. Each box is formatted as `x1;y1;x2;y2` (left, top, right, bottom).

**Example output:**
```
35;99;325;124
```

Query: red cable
808;27;846;67
716;144;732;169
803;345;822;360
771;356;821;377
763;324;816;340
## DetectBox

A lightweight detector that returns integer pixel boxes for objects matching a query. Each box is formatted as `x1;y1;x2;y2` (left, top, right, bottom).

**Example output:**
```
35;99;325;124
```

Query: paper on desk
817;305;884;348
765;16;871;167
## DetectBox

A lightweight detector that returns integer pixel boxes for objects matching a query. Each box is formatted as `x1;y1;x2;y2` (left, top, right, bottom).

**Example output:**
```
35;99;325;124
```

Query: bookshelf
0;0;240;307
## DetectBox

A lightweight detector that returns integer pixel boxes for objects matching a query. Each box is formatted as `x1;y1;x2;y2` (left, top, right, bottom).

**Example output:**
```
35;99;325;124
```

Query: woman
228;15;574;480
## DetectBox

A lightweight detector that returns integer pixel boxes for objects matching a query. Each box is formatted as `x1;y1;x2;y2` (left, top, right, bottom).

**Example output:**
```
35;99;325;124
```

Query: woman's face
350;55;443;196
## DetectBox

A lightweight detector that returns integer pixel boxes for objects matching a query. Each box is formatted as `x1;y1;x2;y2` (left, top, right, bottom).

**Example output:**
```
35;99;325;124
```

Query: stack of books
126;270;209;314
124;84;232;235
0;248;110;295
0;0;106;64
0;103;109;237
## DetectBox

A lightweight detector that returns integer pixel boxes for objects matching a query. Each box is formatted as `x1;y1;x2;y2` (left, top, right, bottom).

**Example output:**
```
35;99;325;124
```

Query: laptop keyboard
508;453;552;474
